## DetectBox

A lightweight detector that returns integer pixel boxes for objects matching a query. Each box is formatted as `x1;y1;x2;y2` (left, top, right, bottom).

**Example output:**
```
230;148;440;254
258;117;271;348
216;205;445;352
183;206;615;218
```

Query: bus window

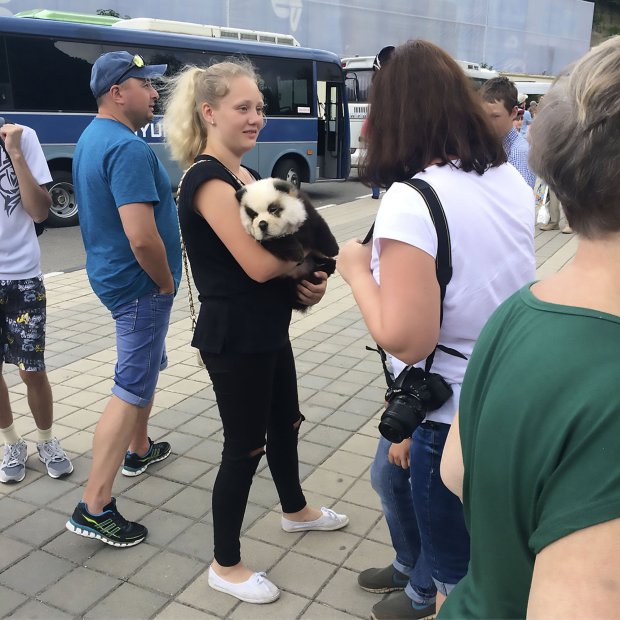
253;57;312;116
0;36;12;109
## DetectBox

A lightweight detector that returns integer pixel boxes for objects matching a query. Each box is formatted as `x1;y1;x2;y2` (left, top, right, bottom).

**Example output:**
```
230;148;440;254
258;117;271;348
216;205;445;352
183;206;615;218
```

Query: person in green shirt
440;36;620;619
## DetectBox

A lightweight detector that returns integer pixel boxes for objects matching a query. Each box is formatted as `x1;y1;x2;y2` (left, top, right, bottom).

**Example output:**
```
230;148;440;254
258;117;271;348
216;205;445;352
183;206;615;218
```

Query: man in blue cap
67;51;182;547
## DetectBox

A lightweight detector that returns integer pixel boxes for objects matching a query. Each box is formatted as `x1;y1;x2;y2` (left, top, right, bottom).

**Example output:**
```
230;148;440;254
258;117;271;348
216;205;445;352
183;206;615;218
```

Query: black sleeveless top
178;155;292;353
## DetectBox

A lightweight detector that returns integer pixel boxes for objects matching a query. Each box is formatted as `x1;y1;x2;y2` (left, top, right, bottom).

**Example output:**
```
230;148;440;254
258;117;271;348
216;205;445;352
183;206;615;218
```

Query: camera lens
378;395;426;443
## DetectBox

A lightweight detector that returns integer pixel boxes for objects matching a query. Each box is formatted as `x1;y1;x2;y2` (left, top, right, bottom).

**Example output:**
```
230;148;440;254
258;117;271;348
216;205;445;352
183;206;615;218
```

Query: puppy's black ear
273;179;295;195
234;186;247;203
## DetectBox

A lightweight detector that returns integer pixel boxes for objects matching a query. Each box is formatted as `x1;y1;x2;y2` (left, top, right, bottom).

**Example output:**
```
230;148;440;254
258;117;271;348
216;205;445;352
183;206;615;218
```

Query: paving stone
0;497;37;530
39;566;120;615
298;373;333;390
329;500;382;538
177;569;238;617
11;476;76;506
239;535;286;571
123;475;185;506
0;584;28;617
84;582;168;619
316;566;380;618
139;510;194;547
302;468;357;499
301;601;363;619
184;438;222;464
322;451;373;477
231;590;310;619
301;404;333;423
192;467;218;491
0;550;74;596
8;599;74;619
241;501;268;532
298;441;334;466
307;390;351;409
323;410;371;432
268;551;336;598
3;508;67;547
303;424;351;449
0;536;33;571
85;542;160;579
129;549;203;595
293;528;361;565
167;521;213;562
177;415;222;438
343;538;395;572
248;474;280;508
150;408;197;431
155;601;219;619
365;514;392;546
161;486;212;518
342;479;382;511
338;397;383;417
245;510;304;549
340;433;380;459
42;530;101;564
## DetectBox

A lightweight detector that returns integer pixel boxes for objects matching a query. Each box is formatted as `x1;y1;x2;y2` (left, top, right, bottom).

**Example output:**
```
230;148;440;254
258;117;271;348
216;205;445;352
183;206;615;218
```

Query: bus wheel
273;158;302;189
47;170;79;227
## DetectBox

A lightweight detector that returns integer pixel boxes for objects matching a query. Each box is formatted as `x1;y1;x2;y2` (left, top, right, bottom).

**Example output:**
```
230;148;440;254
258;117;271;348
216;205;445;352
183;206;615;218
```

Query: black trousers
202;341;307;566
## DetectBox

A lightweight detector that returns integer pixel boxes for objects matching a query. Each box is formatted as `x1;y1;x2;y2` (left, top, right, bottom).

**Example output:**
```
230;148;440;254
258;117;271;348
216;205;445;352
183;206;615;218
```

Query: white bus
342;56;498;169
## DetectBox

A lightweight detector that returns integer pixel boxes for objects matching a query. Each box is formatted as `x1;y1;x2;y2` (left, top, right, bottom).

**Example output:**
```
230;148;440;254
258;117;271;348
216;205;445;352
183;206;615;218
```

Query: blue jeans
111;291;173;408
371;421;469;600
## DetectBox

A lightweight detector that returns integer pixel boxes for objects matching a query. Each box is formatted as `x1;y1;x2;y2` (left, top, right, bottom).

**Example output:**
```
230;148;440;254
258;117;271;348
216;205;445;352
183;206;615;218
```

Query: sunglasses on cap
115;54;146;85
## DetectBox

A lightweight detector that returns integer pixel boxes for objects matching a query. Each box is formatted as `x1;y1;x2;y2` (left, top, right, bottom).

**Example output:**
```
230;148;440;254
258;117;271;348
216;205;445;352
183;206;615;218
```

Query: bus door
317;62;349;179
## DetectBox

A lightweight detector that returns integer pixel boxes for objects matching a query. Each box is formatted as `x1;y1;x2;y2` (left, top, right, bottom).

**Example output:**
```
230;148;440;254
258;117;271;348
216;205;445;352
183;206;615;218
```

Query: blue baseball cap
90;51;167;98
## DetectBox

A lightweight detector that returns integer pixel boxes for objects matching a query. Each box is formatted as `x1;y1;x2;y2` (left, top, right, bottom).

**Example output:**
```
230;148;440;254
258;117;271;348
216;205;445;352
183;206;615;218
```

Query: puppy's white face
237;178;307;241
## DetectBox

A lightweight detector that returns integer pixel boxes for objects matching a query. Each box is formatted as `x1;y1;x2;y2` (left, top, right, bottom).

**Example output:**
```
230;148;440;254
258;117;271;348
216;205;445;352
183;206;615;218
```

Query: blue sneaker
66;498;147;547
122;437;171;477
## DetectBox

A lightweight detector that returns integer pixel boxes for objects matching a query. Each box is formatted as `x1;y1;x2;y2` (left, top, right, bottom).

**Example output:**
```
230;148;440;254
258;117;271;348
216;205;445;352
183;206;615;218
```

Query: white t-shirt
0;125;52;280
371;163;535;424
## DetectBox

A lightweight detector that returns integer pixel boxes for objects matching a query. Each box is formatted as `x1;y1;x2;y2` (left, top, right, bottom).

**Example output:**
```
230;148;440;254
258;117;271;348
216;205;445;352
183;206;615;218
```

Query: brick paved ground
0;196;575;620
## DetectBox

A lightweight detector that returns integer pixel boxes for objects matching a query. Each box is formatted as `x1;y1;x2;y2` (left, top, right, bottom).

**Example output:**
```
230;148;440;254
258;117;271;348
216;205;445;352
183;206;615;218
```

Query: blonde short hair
529;36;620;238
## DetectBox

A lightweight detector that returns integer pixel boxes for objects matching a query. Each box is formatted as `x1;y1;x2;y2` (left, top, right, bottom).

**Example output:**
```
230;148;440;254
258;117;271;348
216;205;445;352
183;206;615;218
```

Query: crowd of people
1;32;618;619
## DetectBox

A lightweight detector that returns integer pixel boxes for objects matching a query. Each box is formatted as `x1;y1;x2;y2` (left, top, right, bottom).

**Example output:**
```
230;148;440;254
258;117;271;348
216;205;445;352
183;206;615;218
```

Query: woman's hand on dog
337;239;372;285
296;271;328;307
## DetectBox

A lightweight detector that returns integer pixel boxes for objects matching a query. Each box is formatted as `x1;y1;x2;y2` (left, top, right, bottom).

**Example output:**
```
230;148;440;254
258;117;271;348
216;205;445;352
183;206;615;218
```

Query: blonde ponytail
162;67;207;169
162;59;260;169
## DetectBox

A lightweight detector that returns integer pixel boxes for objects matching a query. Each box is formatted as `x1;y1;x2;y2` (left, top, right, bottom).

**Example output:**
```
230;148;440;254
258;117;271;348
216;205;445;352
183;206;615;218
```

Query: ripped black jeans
202;342;307;566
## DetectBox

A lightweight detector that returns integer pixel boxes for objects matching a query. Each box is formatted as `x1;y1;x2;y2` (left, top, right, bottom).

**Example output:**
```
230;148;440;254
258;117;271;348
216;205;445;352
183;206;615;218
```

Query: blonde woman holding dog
163;60;348;605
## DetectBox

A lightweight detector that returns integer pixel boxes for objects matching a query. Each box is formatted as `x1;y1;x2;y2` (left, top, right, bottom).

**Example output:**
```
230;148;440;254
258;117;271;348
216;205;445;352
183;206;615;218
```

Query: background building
0;0;594;74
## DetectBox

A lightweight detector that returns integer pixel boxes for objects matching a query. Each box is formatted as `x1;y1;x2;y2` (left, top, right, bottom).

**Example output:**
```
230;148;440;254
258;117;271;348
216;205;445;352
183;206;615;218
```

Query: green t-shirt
440;285;620;619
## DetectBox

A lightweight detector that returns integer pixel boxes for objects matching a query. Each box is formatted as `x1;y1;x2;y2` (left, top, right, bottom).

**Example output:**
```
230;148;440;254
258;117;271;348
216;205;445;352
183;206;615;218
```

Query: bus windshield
0;13;350;226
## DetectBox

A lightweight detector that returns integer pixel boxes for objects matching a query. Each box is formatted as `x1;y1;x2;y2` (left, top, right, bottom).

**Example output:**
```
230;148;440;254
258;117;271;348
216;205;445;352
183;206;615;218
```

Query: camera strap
363;177;466;386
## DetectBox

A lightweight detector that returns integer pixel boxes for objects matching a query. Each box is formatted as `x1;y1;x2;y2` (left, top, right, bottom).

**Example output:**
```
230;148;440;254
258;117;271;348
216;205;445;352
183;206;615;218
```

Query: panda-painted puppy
236;178;339;311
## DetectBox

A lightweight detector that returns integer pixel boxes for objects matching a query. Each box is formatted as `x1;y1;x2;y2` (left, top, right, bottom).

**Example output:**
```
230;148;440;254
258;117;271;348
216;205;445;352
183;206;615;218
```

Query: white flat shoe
281;507;350;532
207;566;280;604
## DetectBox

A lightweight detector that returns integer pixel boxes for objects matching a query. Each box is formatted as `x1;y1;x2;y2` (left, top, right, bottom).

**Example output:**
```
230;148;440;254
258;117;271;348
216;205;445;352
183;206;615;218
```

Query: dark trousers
202;342;306;566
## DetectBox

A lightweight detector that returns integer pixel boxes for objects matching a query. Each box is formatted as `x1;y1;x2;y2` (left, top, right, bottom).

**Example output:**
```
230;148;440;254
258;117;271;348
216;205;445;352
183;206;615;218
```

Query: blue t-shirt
73;118;182;310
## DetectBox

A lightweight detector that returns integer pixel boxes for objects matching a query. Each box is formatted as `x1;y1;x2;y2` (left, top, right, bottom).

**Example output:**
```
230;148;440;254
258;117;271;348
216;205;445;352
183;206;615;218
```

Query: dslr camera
379;366;453;443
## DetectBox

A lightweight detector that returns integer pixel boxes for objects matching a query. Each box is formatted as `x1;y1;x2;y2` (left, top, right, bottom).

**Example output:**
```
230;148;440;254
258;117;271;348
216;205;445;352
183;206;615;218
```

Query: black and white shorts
0;276;46;372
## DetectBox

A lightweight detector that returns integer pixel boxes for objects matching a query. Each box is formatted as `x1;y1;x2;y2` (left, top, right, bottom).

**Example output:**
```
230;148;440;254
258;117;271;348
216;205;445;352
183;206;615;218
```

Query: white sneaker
207;566;280;604
37;438;73;479
0;439;27;484
281;507;350;532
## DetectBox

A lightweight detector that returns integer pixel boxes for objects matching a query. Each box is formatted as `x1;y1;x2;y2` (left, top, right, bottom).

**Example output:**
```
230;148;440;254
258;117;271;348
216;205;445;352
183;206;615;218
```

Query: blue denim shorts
111;290;173;408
